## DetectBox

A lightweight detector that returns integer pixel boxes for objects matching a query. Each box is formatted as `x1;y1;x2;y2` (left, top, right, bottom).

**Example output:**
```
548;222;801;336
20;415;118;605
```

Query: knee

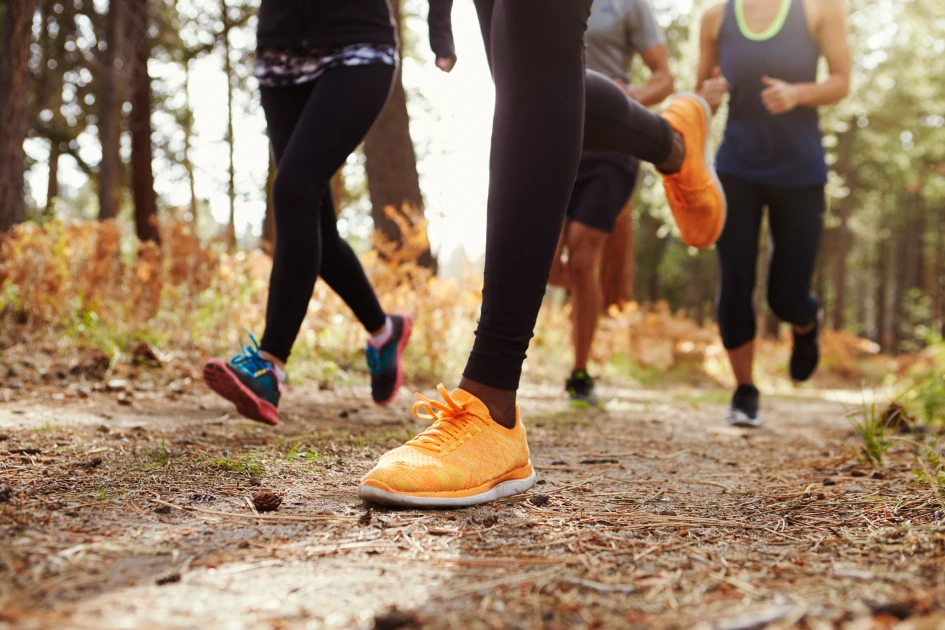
767;285;808;325
567;240;602;281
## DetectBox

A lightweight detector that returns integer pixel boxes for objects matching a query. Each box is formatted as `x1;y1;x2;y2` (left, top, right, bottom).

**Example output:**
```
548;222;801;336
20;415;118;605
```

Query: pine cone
251;489;282;513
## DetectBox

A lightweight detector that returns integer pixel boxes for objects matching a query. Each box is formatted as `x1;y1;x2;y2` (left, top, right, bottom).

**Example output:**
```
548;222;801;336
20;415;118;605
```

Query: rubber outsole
373;314;413;407
203;359;279;425
357;469;538;508
726;408;762;428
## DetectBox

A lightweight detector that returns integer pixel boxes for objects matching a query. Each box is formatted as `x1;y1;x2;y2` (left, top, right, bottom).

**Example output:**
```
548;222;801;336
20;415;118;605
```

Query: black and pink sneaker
365;314;413;406
203;335;282;425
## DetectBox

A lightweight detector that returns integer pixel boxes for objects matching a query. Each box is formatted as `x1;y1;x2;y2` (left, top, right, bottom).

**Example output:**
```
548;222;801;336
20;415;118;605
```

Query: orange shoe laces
407;384;474;451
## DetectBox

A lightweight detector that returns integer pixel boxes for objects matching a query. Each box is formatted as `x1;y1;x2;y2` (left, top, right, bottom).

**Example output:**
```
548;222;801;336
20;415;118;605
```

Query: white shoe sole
673;92;728;246
357;470;538;509
726;409;762;428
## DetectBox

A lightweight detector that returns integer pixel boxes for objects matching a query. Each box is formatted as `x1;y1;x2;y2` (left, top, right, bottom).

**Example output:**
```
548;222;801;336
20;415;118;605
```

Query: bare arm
695;3;729;113
627;44;674;107
761;0;850;113
428;0;457;72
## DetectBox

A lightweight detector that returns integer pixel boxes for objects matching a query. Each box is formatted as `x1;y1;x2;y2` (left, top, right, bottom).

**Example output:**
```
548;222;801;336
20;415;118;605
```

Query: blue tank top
715;0;827;188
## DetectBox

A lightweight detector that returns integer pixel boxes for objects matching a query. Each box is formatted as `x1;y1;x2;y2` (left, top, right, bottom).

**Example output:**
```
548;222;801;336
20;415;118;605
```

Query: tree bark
262;149;276;253
222;0;236;246
832;203;851;331
98;0;123;220
128;0;159;243
0;0;38;232
362;0;435;270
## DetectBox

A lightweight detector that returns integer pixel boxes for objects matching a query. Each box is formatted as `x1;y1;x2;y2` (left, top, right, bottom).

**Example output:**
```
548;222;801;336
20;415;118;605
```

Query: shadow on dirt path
1;382;943;629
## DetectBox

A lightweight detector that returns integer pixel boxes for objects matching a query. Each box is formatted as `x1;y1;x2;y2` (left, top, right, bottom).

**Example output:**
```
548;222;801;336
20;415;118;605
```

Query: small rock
51;392;65;401
251;489;282;513
822;479;837;486
359;510;372;526
339;410;349;419
8;382;22;390
843;486;866;493
116;392;132;406
106;379;129;392
132;341;161;367
850;470;866;477
0;434;10;441
237;541;250;549
189;493;216;502
528;494;551;508
78;457;104;469
248;475;262;487
0;484;12;503
154;505;172;514
156;572;181;586
933;510;944;521
467;507;498;527
550;460;568;466
373;606;419;630
871;471;886;480
817;493;826;500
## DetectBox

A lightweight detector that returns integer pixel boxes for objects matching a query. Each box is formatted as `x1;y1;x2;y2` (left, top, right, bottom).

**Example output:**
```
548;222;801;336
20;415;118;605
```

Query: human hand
435;55;456;73
698;66;729;113
760;75;799;114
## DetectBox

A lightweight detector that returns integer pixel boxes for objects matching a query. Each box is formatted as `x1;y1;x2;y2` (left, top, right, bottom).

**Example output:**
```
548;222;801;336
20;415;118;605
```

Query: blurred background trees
0;0;942;353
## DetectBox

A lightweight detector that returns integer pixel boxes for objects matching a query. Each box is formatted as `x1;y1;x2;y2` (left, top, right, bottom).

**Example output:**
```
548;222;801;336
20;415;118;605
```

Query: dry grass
0;217;932;392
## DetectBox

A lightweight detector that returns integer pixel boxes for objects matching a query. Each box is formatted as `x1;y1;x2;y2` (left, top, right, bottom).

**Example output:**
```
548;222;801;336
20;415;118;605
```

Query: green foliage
849;396;892;466
211;454;265;475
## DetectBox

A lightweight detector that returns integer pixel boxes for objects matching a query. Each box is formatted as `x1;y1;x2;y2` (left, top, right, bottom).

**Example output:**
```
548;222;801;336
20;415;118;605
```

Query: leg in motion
715;173;765;427
359;0;592;508
203;64;397;424
317;188;413;405
765;185;826;382
564;221;608;407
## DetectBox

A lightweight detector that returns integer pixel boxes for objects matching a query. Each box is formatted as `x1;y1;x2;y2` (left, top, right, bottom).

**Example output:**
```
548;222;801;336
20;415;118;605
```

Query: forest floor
1;358;944;630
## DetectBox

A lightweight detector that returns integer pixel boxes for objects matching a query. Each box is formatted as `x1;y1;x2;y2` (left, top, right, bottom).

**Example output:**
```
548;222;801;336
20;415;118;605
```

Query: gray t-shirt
585;0;665;86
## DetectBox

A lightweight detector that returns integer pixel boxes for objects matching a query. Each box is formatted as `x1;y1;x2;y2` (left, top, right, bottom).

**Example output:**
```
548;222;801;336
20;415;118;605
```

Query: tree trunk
128;0;159;243
362;0;435;270
832;203;851;331
45;143;60;216
98;0;123;220
0;0;38;232
935;206;945;338
262;149;276;253
183;57;197;220
222;0;236;246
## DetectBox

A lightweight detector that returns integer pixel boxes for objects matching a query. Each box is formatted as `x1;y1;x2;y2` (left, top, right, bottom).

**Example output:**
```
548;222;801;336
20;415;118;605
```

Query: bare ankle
656;129;685;175
457;378;517;429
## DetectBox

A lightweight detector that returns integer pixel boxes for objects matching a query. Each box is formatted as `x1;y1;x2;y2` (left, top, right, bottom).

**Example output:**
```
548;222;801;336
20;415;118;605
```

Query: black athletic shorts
566;153;640;233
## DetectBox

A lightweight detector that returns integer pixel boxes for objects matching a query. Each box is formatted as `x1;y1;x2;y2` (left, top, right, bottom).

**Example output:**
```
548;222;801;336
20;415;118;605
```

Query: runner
547;0;676;407
695;0;850;426
358;0;727;508
202;0;458;425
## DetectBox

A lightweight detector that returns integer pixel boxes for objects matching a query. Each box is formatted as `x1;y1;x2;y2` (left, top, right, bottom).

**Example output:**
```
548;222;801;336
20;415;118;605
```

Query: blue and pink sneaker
366;314;413;406
203;335;283;425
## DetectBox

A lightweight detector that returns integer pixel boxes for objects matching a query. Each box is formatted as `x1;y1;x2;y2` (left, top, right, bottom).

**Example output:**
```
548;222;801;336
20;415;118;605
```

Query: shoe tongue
449;388;491;421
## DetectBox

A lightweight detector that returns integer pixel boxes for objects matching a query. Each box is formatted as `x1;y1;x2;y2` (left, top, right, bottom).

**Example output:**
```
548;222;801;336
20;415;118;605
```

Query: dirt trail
1;381;943;630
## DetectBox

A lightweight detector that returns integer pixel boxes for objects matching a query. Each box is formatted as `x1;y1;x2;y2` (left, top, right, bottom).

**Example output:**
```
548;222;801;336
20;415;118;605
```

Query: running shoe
726;384;761;428
566;369;599;408
366;314;413;406
660;93;726;249
358;385;536;508
790;307;824;382
203;335;282;425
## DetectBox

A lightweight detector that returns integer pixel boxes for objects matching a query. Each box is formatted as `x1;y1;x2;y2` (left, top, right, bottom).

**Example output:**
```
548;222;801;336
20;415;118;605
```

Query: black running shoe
365;314;413;406
726;384;761;428
566;370;599;408
790;308;824;382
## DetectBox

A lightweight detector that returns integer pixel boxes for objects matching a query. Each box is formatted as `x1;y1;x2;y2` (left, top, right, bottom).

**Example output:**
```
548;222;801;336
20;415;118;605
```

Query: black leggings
259;64;394;363
715;172;824;350
463;0;676;390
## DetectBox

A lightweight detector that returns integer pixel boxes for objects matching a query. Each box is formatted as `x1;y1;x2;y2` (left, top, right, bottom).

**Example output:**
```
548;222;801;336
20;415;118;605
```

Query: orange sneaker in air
660;93;726;249
358;385;536;508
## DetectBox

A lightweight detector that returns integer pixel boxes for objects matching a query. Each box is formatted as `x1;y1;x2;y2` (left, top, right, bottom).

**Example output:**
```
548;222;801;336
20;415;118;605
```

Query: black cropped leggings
463;0;677;390
715;172;824;350
259;64;393;363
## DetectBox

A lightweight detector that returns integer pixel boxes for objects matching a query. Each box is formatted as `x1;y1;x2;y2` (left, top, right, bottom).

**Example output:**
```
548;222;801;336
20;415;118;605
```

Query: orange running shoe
660;93;726;249
358;385;536;508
